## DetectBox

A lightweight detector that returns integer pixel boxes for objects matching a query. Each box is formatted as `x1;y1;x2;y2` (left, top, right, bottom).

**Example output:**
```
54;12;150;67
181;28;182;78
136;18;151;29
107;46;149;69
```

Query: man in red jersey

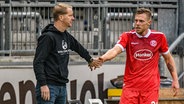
97;8;179;104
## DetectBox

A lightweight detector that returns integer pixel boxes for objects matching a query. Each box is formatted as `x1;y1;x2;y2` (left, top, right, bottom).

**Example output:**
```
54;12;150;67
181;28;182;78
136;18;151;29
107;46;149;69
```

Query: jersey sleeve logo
134;49;153;61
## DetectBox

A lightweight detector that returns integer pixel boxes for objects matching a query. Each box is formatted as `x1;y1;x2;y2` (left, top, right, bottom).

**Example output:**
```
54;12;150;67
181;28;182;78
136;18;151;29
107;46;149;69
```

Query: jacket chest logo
62;40;67;50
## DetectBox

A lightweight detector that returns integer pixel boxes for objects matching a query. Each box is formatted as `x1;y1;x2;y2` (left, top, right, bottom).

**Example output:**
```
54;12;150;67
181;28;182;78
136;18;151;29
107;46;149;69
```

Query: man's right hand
88;57;103;71
41;85;50;101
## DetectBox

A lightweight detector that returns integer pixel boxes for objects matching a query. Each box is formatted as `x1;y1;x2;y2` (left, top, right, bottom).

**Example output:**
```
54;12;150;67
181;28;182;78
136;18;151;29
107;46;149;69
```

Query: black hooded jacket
33;24;92;86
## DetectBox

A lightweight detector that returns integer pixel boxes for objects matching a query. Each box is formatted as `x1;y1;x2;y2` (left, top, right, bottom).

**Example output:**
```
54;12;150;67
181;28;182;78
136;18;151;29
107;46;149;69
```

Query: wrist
99;57;104;63
88;58;94;63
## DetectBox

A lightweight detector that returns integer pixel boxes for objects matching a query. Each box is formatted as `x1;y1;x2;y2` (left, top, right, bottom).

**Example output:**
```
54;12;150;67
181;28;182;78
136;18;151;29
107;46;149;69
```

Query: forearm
33;60;47;86
163;53;178;81
33;40;51;86
71;37;92;63
166;57;178;81
75;45;92;63
163;53;180;96
100;46;122;62
100;49;117;62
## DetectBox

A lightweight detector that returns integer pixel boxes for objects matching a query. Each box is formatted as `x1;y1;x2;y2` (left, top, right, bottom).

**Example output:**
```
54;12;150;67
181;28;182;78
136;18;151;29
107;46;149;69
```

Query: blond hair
136;8;152;20
53;3;72;21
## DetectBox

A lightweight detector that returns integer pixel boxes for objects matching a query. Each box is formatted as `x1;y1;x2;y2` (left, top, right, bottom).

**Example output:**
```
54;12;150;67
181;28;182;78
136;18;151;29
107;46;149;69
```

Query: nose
135;21;140;25
135;21;141;27
72;16;75;21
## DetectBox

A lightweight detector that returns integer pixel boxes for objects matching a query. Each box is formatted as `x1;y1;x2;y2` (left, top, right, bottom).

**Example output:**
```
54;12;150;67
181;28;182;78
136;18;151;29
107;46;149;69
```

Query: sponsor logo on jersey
150;40;157;47
134;49;153;61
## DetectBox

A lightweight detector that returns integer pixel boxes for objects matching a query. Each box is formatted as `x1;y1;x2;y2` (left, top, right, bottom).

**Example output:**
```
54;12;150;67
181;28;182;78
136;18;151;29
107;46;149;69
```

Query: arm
33;34;53;86
162;52;179;96
88;45;122;71
69;34;92;62
69;34;101;69
100;45;122;62
33;34;53;101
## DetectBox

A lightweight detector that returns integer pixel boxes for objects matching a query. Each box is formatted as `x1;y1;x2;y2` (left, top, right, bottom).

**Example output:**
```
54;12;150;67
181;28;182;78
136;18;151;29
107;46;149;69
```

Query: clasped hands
88;57;103;71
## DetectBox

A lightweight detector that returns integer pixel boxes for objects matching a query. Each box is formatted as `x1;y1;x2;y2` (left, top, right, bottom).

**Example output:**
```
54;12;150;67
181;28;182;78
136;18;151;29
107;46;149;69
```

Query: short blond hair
136;8;152;20
53;3;72;21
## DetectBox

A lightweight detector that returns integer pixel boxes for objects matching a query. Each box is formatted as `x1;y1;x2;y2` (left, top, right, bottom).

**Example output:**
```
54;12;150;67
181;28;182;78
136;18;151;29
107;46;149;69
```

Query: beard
135;27;143;34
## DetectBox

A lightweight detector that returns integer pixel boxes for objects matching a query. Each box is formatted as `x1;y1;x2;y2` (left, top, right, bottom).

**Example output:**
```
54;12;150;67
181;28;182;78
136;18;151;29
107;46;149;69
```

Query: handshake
88;57;104;71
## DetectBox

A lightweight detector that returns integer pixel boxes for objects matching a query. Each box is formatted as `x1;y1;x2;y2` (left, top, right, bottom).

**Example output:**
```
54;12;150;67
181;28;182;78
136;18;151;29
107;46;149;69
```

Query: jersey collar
136;29;151;38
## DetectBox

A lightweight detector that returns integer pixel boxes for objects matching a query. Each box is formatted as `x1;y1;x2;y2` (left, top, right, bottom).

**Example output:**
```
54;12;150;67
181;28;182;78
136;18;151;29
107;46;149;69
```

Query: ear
59;15;63;21
147;20;152;26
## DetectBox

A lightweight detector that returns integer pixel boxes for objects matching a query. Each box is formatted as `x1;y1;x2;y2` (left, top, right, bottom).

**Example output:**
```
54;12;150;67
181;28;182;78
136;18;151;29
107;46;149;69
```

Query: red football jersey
116;29;169;91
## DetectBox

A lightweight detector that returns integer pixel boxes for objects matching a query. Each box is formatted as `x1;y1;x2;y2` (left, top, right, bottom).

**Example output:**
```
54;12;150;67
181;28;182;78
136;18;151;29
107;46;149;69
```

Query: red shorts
119;89;159;104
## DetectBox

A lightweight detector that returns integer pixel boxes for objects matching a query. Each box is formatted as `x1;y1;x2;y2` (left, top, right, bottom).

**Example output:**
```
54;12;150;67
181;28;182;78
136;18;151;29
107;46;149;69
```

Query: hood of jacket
41;24;64;34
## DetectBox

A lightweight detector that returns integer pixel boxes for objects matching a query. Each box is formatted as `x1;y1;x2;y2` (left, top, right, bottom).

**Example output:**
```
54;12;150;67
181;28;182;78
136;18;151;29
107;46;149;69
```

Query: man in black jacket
33;3;101;104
